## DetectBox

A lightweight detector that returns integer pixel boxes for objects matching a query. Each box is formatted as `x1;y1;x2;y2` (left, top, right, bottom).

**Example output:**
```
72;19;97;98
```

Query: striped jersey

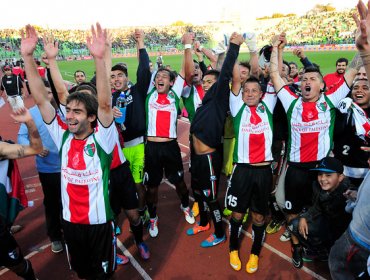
145;75;184;138
46;114;118;225
182;83;205;122
278;80;350;163
230;89;277;163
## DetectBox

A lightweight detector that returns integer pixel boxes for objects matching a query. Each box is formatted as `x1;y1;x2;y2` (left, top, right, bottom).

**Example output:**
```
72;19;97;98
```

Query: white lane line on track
116;238;152;280
163;180;327;280
0;243;52;276
23;174;39;180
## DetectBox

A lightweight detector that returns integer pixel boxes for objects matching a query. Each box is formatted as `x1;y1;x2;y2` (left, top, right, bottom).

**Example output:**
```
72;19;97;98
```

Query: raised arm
20;25;55;123
0;108;42;159
134;29;151;94
269;34;286;92
348;1;370;86
245;32;260;78
231;61;242;95
87;23;112;127
293;47;313;68
182;32;195;85
43;33;69;105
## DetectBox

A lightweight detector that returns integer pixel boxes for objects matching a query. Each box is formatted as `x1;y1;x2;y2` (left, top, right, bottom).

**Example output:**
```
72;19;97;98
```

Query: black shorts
190;150;222;201
110;161;139;213
143;140;184;187
284;162;317;214
63;220;116;279
225;164;272;215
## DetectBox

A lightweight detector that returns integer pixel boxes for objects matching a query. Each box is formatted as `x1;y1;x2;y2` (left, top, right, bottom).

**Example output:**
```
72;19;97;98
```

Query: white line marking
0;243;51;276
23;175;39;180
178;142;190;149
116;238;152;280
163;180;326;280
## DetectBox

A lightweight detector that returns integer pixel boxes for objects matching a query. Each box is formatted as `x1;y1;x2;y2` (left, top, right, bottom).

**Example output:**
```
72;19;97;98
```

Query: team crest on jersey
168;91;175;99
203;189;211;197
257;104;265;113
84;143;96;157
317;101;327;112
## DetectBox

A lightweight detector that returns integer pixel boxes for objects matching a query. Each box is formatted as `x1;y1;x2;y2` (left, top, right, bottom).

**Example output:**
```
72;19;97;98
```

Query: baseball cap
311;157;344;174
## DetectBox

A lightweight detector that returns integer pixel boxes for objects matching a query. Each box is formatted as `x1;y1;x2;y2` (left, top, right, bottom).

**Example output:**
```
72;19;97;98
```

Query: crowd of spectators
257;8;357;46
0;8;358;61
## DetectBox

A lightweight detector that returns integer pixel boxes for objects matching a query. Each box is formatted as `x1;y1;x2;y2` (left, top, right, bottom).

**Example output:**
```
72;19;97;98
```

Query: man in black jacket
186;32;244;248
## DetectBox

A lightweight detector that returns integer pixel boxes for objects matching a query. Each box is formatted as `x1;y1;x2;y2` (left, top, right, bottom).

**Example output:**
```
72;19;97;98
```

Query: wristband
184;44;192;50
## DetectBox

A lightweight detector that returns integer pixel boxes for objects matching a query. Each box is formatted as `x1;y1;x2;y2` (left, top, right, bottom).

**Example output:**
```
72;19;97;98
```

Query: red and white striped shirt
278;80;350;162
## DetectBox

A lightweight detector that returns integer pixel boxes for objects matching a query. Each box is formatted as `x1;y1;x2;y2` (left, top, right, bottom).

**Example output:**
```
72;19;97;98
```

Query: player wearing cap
289;157;352;262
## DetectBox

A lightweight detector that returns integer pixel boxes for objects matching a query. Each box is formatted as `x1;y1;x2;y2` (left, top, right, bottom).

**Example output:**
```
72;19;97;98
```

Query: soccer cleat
181;205;195;224
302;247;328;262
266;219;283;234
192;202;199;217
116;253;129;265
280;228;291;242
292;246;303;268
246;254;259;273
200;233;226;248
223;208;232;217
186;222;210;236
137;242;150;260
148;216;159;238
229;250;241;271
51;241;63;253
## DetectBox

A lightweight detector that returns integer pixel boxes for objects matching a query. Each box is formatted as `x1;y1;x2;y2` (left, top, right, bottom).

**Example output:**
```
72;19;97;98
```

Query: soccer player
1;65;24;111
0;108;42;280
269;32;360;268
186;32;244;248
21;23;118;279
324;58;348;91
111;29;152;225
226;76;277;273
144;37;195;238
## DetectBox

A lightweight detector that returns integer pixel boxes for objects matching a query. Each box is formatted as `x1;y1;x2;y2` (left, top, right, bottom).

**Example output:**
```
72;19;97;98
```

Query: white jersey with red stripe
230;87;277;163
45;114;118;225
58;103;125;169
182;83;205;122
278;79;350;163
145;75;185;138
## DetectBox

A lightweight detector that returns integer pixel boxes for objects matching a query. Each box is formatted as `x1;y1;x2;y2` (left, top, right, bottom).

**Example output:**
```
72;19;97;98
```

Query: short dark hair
76;82;97;96
111;64;128;77
203;69;220;80
303;66;325;91
74;70;86;77
244;76;262;91
239;61;251;72
289;62;298;68
283;60;291;75
66;91;98;128
336;57;348;66
155;67;176;82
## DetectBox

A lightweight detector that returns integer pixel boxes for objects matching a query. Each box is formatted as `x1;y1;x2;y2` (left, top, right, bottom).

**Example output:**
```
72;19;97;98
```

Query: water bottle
115;92;127;125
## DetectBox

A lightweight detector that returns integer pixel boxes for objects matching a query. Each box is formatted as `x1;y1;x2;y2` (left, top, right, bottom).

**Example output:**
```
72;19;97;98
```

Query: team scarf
0;159;28;225
337;98;370;140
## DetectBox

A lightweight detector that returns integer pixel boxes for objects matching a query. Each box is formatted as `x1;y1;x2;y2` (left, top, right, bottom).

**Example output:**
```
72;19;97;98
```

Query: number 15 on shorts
227;195;238;208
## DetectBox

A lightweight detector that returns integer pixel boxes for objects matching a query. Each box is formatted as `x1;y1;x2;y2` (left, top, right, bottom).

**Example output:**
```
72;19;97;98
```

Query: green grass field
57;50;357;83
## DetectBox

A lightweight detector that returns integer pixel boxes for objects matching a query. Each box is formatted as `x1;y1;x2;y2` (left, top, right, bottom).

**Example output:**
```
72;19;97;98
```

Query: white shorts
7;95;24;111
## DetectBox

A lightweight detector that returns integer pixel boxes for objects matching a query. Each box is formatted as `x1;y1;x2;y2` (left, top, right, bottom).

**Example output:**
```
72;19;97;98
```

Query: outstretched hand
87;23;108;59
354;0;370;52
42;33;59;59
20;25;39;57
